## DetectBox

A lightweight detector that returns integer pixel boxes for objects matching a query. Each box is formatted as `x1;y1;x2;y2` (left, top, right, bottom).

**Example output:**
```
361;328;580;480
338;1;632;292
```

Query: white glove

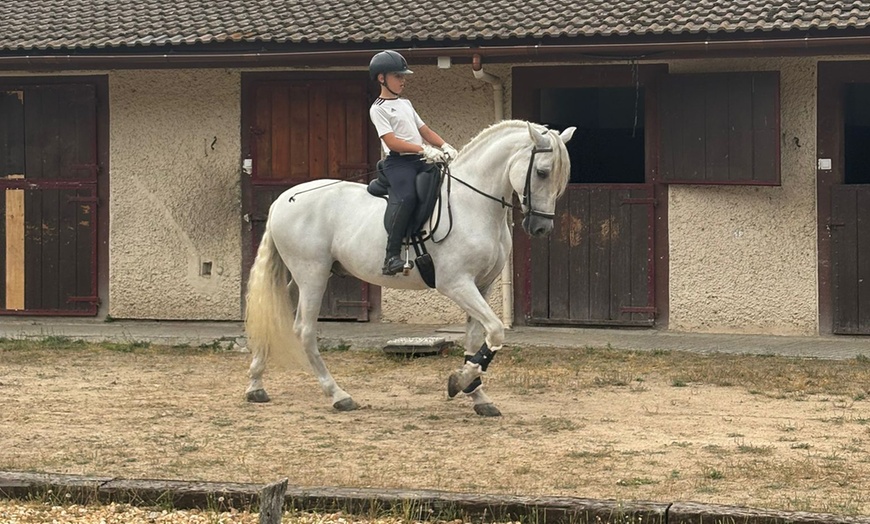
441;143;459;162
421;143;447;164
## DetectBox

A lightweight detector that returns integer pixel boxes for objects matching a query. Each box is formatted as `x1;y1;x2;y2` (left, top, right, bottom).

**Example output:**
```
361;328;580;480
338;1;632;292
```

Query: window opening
844;83;870;184
540;87;645;184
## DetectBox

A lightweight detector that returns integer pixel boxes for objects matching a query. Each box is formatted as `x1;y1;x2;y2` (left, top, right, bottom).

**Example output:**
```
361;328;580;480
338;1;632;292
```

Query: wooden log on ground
669;501;870;524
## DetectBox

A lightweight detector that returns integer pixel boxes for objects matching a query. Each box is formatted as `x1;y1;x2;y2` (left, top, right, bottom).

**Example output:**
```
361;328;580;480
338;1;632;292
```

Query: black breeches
383;154;425;205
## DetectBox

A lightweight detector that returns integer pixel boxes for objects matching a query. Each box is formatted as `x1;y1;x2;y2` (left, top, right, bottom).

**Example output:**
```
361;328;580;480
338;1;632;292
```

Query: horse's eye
536;169;549;179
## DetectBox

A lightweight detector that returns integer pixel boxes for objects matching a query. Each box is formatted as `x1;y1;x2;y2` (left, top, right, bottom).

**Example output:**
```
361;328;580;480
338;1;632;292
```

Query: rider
368;50;459;276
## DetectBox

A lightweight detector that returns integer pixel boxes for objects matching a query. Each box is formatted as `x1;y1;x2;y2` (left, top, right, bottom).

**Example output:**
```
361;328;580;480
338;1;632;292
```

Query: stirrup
382;256;405;275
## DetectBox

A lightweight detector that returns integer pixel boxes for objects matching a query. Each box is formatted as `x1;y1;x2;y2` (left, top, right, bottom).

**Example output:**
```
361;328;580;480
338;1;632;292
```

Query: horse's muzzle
522;214;554;237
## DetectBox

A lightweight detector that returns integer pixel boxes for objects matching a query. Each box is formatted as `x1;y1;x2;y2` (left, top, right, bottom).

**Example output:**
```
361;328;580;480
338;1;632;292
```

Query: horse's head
512;123;576;237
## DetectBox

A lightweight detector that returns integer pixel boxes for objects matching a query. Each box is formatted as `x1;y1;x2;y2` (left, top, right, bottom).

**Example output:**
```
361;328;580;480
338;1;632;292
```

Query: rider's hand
421;143;447;164
441;143;459;162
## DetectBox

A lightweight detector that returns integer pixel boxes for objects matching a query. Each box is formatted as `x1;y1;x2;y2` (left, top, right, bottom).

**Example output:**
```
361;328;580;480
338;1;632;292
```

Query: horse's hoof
474;403;502;417
447;372;463;398
333;397;360;411
245;389;271;403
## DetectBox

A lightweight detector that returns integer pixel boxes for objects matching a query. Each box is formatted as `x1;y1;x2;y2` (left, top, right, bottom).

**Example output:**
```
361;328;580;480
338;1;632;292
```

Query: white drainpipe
471;54;512;328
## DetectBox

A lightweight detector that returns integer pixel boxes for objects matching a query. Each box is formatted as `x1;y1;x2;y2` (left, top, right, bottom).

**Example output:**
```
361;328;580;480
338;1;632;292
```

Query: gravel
0;500;491;524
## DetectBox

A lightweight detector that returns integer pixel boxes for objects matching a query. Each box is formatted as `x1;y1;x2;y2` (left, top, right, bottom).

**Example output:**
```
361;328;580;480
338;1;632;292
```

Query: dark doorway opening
844;84;870;184
540;87;645;184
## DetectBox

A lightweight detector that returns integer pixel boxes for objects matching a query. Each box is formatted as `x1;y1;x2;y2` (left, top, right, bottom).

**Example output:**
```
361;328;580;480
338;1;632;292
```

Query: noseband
448;145;556;220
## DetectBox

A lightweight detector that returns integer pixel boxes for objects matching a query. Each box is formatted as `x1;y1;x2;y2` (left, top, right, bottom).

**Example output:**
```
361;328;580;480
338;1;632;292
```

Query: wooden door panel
244;76;372;321
0;84;98;315
529;186;654;325
830;184;870;334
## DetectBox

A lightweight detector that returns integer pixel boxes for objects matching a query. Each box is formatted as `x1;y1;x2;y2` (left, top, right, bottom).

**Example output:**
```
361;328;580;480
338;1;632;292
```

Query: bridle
521;146;555;220
447;145;556;220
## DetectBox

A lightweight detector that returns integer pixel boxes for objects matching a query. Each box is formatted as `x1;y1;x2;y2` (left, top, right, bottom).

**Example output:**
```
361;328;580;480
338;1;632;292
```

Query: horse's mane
458;120;570;193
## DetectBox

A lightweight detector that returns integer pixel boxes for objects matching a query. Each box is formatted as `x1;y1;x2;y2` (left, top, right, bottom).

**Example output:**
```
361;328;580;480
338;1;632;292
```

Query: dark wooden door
512;65;664;326
0;84;99;315
527;186;654;325
830;185;870;333
242;76;374;320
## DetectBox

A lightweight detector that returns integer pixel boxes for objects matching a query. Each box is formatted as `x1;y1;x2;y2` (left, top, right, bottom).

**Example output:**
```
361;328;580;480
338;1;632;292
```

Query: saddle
367;160;443;287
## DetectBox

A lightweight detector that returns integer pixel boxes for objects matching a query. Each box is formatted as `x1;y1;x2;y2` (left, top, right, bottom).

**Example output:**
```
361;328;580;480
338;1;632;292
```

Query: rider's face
383;72;406;94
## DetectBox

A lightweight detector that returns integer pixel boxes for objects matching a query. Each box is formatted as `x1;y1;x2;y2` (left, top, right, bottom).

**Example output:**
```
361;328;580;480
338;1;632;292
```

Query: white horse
244;120;575;416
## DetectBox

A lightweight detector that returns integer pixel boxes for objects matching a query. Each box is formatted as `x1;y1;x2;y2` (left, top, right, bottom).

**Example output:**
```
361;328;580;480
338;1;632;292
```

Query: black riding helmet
369;50;414;82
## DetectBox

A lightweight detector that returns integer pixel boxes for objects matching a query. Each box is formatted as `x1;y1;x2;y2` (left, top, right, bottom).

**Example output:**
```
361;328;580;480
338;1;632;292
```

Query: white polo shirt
369;97;425;155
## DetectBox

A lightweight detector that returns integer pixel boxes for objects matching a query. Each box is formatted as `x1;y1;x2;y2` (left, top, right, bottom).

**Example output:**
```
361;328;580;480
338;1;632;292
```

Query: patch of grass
615;477;657;486
0;337;83;351
736;441;775;455
509;347;525;364
104;340;151;353
702;444;728;457
704;468;725;480
593;371;634;387
178;443;201;453
671;378;688;387
319;340;351;352
39;336;87;348
567;447;613;460
540;417;579;432
197;337;238;351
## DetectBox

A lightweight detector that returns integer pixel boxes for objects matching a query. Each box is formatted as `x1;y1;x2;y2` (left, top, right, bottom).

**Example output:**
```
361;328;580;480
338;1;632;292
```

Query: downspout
471;53;513;328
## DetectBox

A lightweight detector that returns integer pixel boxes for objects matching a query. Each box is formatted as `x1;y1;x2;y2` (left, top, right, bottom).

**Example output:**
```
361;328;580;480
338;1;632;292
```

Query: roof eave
3;30;870;71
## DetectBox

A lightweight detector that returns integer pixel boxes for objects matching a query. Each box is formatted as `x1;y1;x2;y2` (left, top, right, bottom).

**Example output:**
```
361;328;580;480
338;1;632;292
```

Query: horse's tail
244;225;310;371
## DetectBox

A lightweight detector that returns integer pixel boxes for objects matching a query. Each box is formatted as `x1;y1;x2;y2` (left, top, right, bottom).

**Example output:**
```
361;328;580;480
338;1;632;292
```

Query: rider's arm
419;125;446;148
381;132;427;154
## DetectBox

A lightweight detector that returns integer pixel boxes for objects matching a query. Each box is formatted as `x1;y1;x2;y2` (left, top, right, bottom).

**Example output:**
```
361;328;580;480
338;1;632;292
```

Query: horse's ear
527;122;550;149
560;126;577;144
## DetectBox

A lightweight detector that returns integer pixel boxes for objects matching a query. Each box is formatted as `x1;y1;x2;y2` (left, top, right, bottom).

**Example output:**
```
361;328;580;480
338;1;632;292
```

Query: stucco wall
1;59;824;332
109;69;242;319
379;63;512;324
666;58;818;335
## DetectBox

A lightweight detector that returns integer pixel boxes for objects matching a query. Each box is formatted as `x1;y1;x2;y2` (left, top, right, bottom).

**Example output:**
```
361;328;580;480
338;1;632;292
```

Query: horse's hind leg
246;355;271;402
293;267;359;412
458;313;502;417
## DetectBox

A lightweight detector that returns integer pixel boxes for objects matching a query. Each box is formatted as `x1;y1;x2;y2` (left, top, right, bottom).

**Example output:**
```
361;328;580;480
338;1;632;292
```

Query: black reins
447;145;555;220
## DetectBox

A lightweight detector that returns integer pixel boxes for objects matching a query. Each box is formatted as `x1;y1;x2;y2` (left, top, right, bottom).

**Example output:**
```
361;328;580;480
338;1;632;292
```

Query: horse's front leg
457;313;502;417
440;280;504;417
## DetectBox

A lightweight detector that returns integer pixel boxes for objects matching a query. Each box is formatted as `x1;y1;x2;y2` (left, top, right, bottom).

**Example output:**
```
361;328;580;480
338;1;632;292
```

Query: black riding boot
382;199;416;275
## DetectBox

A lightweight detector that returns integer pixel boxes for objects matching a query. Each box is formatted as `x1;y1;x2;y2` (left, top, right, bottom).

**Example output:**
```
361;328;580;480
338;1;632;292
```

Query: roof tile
3;0;870;51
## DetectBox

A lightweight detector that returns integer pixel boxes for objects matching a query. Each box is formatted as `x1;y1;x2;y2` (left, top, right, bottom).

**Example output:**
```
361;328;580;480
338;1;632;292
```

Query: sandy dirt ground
1;342;869;516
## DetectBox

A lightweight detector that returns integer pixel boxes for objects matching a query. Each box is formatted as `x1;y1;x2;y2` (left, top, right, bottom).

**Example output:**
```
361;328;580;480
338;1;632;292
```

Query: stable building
1;1;869;336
